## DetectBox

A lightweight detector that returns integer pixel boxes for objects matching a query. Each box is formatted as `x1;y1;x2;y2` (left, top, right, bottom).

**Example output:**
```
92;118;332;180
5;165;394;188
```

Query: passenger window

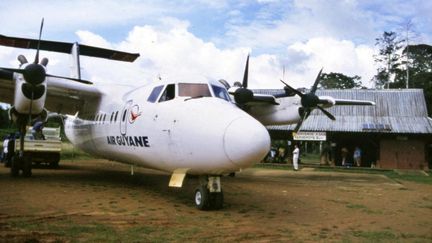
159;84;176;102
114;111;118;122
122;110;127;122
148;85;164;103
178;83;211;97
211;85;231;101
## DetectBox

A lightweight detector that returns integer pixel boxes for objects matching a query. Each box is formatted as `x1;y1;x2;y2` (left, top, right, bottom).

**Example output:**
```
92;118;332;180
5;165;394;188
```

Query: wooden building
257;89;432;170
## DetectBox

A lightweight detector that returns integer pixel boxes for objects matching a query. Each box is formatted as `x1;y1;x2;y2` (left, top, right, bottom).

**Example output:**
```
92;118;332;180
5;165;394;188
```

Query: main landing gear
194;176;224;210
11;154;32;177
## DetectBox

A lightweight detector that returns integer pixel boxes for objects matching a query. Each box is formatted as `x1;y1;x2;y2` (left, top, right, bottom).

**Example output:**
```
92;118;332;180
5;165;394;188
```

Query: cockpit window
211;85;231;101
159;84;176;102
148;85;164;103
178;83;211;98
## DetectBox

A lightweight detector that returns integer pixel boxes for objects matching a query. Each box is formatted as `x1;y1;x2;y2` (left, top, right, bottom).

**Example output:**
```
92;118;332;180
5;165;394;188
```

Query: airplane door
154;105;185;165
120;100;133;135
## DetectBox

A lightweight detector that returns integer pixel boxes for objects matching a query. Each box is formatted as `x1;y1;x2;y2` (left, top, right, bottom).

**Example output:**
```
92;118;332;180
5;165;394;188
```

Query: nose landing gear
194;176;224;210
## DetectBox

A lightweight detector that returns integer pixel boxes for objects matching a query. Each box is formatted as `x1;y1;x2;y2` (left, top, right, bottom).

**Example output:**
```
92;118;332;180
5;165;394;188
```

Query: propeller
280;68;336;132
219;55;254;105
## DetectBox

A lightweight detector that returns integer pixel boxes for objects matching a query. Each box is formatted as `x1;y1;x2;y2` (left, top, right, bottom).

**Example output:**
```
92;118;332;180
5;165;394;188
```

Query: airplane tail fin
70;43;81;80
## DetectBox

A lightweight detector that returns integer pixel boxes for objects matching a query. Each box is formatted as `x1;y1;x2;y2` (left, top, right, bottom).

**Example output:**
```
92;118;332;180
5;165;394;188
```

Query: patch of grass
386;173;432;185
345;203;383;215
8;218;119;242
352;230;397;241
346;203;367;209
292;165;432;185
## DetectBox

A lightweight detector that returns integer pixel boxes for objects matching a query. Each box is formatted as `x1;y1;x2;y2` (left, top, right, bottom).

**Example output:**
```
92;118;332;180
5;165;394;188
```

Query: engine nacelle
317;96;336;108
9;106;48;123
13;68;47;115
248;97;303;125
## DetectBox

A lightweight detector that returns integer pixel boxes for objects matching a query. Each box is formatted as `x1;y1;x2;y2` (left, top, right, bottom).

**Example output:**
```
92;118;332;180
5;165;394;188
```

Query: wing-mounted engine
10;55;48;121
219;55;278;108
218;56;375;129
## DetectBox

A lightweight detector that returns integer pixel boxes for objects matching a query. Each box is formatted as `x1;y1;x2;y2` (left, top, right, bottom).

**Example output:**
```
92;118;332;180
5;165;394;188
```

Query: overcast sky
0;0;431;90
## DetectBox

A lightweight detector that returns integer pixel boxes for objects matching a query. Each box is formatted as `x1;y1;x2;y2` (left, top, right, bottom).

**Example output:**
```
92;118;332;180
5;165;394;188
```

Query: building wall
380;139;429;170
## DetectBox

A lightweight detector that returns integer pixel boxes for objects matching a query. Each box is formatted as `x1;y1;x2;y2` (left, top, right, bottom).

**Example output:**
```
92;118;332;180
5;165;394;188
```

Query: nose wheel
194;176;224;210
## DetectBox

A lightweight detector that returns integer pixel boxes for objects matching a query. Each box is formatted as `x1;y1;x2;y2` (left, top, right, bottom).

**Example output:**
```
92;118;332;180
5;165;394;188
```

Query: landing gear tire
195;185;210;210
10;156;20;177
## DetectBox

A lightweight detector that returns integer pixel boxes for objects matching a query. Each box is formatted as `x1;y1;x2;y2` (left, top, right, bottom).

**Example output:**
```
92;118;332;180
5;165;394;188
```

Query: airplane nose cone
223;117;271;168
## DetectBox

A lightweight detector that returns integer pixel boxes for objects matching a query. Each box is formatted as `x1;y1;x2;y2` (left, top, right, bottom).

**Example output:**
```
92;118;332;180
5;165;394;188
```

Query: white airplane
0;20;375;210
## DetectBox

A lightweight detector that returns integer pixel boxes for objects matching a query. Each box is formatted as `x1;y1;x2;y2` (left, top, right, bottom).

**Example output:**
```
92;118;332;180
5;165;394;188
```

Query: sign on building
293;131;326;141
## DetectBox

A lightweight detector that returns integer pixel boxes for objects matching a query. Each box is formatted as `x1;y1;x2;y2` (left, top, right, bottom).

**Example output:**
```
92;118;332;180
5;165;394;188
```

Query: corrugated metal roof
255;89;432;134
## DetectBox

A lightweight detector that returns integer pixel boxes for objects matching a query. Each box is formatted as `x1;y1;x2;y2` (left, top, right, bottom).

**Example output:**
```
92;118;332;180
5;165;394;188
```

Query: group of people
265;142;363;170
263;144;301;171
341;146;362;167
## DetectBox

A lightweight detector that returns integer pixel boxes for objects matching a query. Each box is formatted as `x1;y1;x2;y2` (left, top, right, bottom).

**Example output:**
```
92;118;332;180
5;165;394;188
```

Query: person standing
353;146;362;167
1;135;9;163
292;144;300;171
341;147;349;166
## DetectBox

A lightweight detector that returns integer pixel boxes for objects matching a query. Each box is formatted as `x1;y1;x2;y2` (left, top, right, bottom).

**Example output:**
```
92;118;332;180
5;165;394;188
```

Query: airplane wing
0;33;139;116
244;94;279;106
44;77;102;115
334;99;375;106
0;34;139;62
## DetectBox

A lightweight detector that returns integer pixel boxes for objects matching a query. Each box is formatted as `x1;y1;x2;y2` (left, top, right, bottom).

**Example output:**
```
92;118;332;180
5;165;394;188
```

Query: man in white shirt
292;144;300;171
1;136;9;163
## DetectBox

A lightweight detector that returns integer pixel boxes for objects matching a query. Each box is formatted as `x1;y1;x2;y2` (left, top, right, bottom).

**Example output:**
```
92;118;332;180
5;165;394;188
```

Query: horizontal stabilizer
0;34;139;62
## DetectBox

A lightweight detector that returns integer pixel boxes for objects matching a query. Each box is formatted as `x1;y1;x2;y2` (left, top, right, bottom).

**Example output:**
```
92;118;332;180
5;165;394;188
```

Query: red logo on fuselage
129;105;142;123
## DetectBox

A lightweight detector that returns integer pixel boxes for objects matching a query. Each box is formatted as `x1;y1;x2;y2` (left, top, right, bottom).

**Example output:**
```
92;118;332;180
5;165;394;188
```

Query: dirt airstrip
0;159;431;242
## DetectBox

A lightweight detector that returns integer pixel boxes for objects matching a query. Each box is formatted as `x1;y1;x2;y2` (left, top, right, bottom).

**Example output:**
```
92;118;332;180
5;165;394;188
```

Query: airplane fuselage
64;80;272;175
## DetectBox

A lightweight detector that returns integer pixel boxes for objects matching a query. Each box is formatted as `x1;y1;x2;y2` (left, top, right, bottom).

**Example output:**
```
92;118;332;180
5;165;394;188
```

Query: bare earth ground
0;159;431;242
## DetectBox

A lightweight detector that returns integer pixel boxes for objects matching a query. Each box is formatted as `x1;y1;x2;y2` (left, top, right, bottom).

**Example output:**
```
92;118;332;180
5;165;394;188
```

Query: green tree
0;106;10;128
373;31;404;89
391;44;432;115
319;72;363;89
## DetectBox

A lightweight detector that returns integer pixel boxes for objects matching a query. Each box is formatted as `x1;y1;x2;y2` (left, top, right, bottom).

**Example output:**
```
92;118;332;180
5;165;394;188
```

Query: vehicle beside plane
0;20;375;210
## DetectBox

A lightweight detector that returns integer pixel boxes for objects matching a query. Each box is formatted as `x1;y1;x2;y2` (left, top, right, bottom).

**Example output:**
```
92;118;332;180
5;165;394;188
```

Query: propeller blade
242;54;249;88
310;67;323;94
18;55;28;65
34;18;44;64
294;109;309;132
280;79;304;97
46;74;93;84
293;120;303;133
317;106;336;120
